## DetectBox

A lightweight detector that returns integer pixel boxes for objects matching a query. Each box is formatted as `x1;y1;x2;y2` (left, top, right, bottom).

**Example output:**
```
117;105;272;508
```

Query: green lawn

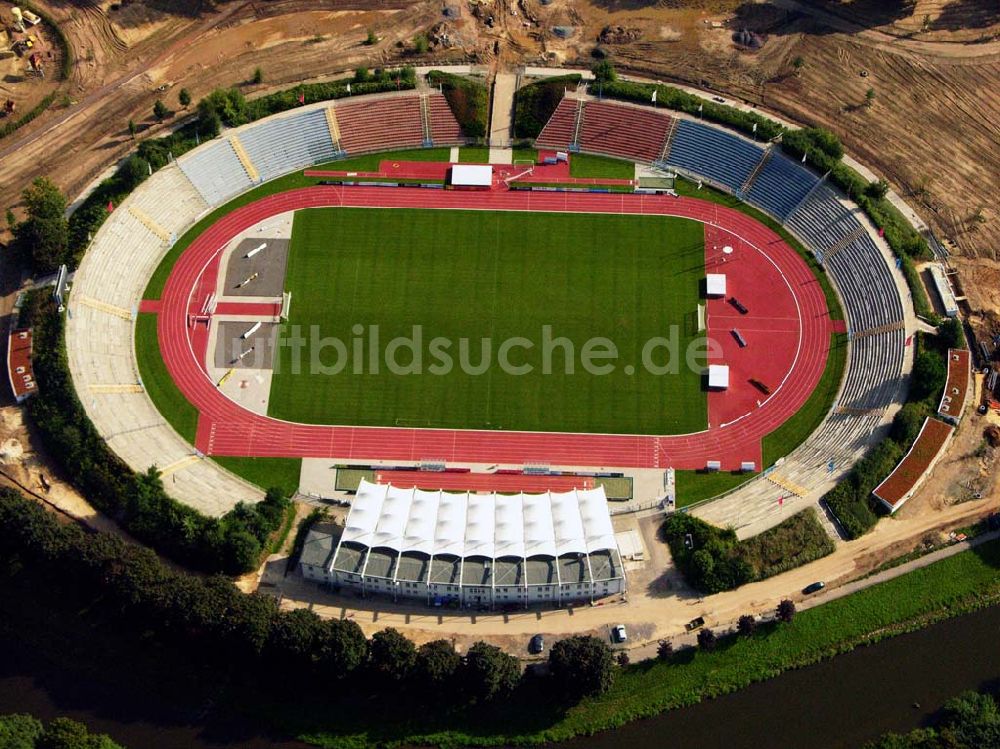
459;147;491;163
569;153;635;180
135;313;199;443
675;469;753;507
268;207;708;435
212;456;302;498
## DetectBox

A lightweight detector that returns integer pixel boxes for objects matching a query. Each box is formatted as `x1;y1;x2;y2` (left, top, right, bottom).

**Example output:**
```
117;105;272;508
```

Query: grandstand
535;97;578;151
300;480;626;607
746;151;820;220
334;95;426;154
237;108;341;182
178;139;255;206
663;119;764;192
577;99;672;164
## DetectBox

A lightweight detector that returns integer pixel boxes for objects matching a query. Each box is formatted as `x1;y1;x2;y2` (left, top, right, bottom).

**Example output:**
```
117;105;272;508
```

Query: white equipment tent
708;364;730;389
451;164;493;187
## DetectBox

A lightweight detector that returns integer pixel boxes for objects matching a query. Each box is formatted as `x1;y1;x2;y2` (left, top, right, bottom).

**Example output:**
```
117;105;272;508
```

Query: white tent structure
450;164;492;188
325;480;625;607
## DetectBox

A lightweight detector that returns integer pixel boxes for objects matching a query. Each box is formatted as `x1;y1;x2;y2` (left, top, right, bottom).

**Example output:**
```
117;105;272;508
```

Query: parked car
611;624;627;643
528;634;545;654
685;616;705;631
803;581;826;594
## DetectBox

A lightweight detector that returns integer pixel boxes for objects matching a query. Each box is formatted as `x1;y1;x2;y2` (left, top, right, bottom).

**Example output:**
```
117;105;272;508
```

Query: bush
548;635;616;698
776;599;796;623
23;293;290;574
12;177;68;274
696;628;717;651
512;74;581;139
427;71;488;139
662;509;833;593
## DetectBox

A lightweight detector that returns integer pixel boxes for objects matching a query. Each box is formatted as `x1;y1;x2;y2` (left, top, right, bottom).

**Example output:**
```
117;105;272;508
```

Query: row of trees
0;487;620;711
0;714;123;749
23;292;290;574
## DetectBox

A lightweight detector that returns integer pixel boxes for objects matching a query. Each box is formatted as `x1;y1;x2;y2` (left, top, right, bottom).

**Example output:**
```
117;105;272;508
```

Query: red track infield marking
373;470;594;493
156;185;835;470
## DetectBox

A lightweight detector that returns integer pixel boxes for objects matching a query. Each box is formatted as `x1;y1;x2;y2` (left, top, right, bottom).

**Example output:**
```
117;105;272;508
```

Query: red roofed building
7;328;37;403
937;348;970;424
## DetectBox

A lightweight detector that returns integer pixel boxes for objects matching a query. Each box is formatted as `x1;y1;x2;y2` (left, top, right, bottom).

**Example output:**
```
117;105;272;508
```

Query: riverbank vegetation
662;508;835;593
0;487;998;747
864;690;1000;748
0;713;124;749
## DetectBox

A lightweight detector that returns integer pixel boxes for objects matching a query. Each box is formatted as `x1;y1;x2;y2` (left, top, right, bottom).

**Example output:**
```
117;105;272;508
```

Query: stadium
60;79;911;606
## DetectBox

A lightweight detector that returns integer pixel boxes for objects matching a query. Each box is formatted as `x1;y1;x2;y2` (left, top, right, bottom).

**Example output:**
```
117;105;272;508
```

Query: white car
612;624;627;643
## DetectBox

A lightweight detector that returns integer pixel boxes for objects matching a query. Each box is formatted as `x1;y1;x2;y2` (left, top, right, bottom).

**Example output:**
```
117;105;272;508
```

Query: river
1;604;998;748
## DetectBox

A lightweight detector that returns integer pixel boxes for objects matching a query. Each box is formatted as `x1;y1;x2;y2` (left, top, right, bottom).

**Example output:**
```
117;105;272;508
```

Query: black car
529;634;545;654
803;581;826;594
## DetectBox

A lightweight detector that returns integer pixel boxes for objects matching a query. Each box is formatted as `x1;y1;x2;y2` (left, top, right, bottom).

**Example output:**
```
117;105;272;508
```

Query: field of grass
459;147;491;163
212;456;302;498
135;313;198;443
268;207;707;435
569;153;635;180
675;469;753;507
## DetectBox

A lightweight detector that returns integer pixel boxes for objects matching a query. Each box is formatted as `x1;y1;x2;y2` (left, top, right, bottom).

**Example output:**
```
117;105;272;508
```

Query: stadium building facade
301;480;626;607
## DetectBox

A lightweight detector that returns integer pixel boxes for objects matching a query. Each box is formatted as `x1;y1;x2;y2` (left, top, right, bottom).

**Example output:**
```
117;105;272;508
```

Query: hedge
22;292;291;574
427;70;488;139
513;74;582;139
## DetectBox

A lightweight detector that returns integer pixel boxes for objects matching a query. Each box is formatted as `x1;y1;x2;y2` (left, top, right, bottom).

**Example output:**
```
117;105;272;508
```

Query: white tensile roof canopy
342;479;617;558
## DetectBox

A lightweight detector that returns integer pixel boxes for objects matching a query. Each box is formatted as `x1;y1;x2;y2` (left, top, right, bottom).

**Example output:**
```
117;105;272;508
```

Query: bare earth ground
0;0;997;652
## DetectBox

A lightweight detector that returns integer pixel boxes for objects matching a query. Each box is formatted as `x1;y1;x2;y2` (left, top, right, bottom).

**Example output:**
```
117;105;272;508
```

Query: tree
938;691;1000;747
548;635;616;698
5;208;16;230
656;639;674;661
127;119;137;139
319;618;369;673
13;177;68;273
939;317;965;350
152;99;169;121
365;28;378;46
791;55;805;75
462;642;520;702
414;639;461;687
37;717;123;749
912;350;946;401
865;87;876;108
591;59;616;82
864;178;890;201
413;34;429;54
776;599;796;623
252;67;264;84
737;614;757;637
178;88;191;108
616;652;630;666
696;627;717;651
369;627;417;679
354;67;372;83
0;713;43;748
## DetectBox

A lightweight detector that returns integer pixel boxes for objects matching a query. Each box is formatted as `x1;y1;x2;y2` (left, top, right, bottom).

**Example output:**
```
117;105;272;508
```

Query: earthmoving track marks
78;2;129;55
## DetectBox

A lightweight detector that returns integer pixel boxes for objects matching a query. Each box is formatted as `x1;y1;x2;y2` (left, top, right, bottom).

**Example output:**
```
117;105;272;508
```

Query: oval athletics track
156;185;836;471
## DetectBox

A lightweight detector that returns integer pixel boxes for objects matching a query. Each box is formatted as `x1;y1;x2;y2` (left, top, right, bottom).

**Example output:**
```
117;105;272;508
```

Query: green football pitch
267;207;708;435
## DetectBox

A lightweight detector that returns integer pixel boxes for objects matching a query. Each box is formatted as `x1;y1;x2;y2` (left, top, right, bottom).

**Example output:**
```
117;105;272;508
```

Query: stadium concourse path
156;186;834;470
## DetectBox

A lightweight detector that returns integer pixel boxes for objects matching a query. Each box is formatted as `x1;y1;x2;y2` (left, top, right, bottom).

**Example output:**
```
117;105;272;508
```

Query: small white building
708;364;730;389
706;273;727;297
450;164;493;190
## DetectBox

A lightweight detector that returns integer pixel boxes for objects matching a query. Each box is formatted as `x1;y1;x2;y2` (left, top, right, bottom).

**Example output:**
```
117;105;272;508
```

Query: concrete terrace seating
535;98;577;150
66;163;262;516
334;95;424;154
427;92;465;144
177;139;255;205
238;108;341;182
577;100;672;164
785;182;859;248
746;152;819;220
664;119;764;192
128;165;208;240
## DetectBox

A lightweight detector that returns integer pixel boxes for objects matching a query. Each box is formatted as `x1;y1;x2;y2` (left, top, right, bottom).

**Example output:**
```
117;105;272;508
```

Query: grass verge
134;313;198;443
212;456;302;498
569;153;635;180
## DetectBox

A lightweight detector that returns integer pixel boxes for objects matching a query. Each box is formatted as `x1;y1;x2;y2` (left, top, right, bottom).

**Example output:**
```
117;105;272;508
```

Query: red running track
373;471;595;493
157;185;835;470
